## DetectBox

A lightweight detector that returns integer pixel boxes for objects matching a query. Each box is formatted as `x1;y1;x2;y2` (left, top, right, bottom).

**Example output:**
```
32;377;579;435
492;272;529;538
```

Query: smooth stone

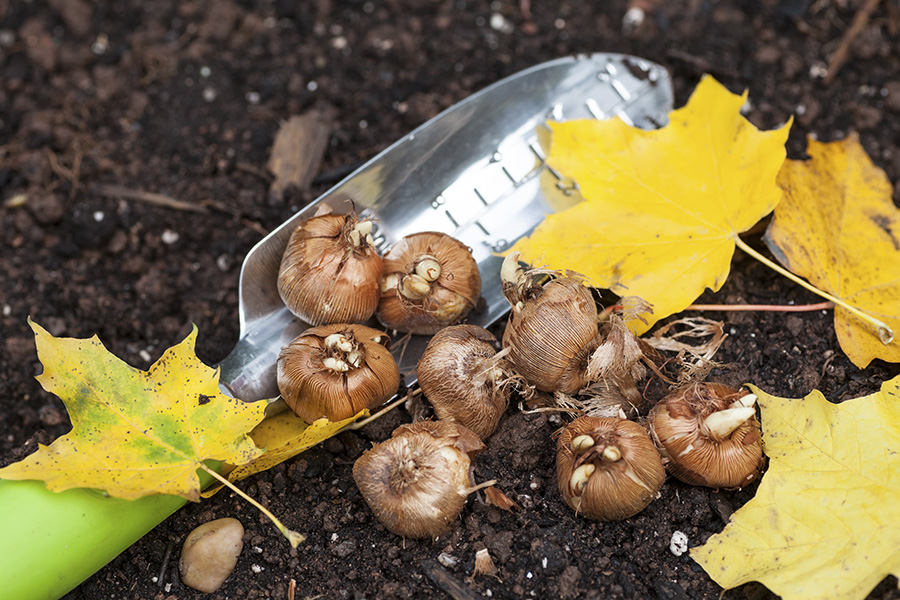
179;517;244;593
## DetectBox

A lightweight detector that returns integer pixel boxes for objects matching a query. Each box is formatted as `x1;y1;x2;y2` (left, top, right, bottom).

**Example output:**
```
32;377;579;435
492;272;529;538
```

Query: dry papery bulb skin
648;382;764;489
557;416;666;521
500;252;599;394
377;232;482;334
277;209;382;326
417;325;512;440
277;324;400;423
353;421;486;538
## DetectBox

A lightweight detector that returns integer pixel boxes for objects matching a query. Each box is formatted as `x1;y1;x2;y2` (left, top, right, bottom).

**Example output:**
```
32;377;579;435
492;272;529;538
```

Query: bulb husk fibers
277;211;382;325
277;324;399;423
377;232;481;334
353;421;485;538
648;382;763;488
556;416;665;521
501;254;599;394
417;325;511;439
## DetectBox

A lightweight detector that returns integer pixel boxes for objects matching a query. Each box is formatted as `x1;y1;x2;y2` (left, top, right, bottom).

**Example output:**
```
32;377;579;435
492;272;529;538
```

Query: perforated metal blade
219;53;674;403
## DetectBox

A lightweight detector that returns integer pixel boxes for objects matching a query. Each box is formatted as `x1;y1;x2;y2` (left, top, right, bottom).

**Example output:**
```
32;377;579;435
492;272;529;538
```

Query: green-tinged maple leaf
0;320;267;502
691;374;900;600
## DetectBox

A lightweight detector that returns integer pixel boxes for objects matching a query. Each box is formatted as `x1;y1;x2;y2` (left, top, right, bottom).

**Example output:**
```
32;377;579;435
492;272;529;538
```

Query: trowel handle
0;467;216;600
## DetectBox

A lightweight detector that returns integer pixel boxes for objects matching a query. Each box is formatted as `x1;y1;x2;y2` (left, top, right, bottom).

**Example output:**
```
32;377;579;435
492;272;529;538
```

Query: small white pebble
93;210;105;222
200;66;211;78
331;533;339;542
139;349;152;362
809;62;828;79
151;576;158;583
622;7;644;33
526;571;533;579
216;254;232;272
251;564;264;574
489;13;513;33
554;18;566;29
437;552;458;568
246;91;260;104
161;229;179;245
91;33;108;55
307;80;318;92
253;545;263;553
202;87;217;102
541;557;548;569
670;530;689;556
0;30;17;47
2;304;11;316
164;582;172;592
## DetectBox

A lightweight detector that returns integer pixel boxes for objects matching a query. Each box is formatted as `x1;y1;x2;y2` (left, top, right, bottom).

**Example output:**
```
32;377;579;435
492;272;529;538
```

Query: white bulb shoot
702;407;757;440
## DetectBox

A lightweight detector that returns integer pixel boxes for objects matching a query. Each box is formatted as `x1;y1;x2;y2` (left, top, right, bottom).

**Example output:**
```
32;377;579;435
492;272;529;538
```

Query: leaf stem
348;393;410;430
199;463;305;548
734;236;894;344
687;301;834;312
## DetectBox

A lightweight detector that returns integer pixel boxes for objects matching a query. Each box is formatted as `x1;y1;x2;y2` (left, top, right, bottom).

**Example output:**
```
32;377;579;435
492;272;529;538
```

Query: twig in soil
288;578;296;600
235;161;274;183
95;183;208;214
156;540;175;587
686;301;835;312
422;560;481;600
824;0;883;84
665;49;739;78
198;198;270;236
310;161;364;187
45;149;83;198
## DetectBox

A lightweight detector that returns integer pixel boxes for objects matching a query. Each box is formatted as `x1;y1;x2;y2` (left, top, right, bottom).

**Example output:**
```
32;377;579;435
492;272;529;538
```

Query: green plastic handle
0;468;216;600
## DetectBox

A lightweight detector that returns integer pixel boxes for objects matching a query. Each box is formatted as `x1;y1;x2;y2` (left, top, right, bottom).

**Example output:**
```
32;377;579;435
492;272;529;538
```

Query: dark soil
2;1;900;599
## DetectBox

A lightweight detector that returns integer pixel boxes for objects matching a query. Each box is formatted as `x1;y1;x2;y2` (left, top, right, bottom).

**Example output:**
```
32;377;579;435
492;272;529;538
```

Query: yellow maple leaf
765;134;900;367
691;375;900;600
0;320;267;502
510;75;791;332
202;407;367;497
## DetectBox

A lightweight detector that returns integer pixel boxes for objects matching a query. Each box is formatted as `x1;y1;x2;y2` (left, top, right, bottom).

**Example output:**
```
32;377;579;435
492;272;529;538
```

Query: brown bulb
417;325;512;440
648;382;763;488
500;252;599;394
557;416;665;521
277;211;382;326
353;421;485;538
377;232;481;334
277;324;400;423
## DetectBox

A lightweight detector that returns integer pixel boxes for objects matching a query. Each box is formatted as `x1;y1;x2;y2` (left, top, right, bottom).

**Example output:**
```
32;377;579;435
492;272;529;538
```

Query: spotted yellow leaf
0;320;267;502
765;134;900;367
692;375;900;600
510;75;791;332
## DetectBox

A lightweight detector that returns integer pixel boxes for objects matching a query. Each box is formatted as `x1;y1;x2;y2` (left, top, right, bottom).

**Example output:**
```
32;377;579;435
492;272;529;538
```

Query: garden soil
2;1;900;599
